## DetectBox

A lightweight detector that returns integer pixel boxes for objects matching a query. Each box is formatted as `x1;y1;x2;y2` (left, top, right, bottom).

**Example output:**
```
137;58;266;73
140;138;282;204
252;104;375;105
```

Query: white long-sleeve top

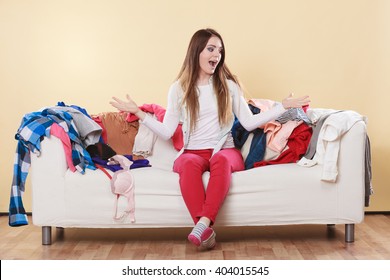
142;78;286;156
315;110;366;182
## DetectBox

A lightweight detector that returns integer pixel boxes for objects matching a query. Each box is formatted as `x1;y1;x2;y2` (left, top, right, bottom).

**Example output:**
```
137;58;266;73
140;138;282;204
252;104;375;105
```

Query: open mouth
209;60;218;68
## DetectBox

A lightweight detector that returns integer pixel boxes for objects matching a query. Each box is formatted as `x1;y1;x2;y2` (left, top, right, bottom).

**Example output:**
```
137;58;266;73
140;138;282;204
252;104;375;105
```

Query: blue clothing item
9;141;31;226
244;130;267;170
232;104;267;169
232;104;261;148
9;108;96;227
57;101;90;118
57;102;105;143
92;155;151;172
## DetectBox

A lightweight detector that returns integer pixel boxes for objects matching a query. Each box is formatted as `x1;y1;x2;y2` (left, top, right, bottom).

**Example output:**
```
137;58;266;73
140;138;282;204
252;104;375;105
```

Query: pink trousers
173;148;245;224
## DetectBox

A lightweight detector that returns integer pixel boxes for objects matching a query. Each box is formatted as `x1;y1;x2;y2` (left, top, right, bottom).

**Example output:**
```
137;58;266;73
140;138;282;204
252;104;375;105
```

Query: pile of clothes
232;99;312;170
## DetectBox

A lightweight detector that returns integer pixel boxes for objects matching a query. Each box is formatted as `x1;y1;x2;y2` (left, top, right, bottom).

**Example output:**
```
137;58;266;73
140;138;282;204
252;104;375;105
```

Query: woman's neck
197;74;212;86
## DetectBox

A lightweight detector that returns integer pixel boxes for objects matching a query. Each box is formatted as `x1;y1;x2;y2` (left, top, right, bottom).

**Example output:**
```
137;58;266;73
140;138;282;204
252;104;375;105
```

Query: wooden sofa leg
42;226;52;245
345;224;355;243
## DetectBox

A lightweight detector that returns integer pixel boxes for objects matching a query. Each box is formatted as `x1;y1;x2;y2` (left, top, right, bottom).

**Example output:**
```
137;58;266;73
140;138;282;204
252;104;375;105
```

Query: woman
110;28;310;250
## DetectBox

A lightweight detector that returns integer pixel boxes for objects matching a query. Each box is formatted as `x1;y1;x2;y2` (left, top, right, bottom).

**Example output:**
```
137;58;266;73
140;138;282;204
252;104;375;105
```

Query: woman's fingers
282;94;311;109
110;95;139;114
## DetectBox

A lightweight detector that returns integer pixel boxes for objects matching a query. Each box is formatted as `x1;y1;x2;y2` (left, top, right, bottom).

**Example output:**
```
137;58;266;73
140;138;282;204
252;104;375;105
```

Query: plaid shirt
9;108;96;227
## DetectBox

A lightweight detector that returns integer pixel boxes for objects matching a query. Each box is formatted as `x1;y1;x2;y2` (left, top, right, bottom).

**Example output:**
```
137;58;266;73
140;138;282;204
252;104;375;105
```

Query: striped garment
275;107;312;125
9;108;96;227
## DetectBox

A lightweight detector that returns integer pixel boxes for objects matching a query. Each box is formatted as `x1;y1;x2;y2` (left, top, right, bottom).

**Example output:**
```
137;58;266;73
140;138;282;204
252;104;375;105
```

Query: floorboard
1;214;390;260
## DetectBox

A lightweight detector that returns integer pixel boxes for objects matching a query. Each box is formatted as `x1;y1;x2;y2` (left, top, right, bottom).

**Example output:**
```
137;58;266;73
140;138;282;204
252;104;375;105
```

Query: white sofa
30;110;368;245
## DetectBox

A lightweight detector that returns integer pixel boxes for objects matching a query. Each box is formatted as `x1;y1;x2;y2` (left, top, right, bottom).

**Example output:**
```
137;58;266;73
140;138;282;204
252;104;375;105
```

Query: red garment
50;123;76;172
254;123;312;167
126;103;184;151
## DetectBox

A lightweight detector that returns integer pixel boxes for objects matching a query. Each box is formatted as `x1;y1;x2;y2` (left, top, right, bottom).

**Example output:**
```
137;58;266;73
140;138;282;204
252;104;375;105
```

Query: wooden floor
1;214;390;260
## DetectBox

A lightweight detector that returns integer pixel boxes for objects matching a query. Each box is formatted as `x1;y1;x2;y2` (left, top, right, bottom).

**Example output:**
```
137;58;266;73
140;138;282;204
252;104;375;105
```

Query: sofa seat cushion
60;160;345;228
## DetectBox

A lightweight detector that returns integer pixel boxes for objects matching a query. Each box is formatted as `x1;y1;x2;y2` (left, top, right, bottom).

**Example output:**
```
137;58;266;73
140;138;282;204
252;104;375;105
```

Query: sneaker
188;233;201;247
199;227;216;250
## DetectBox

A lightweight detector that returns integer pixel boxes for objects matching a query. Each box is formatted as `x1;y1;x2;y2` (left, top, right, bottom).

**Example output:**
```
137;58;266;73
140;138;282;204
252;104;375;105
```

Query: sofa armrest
30;136;68;224
334;120;367;220
31;136;69;176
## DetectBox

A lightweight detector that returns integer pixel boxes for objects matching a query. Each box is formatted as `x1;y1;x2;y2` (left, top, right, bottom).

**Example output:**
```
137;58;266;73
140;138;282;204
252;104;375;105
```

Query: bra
108;155;135;222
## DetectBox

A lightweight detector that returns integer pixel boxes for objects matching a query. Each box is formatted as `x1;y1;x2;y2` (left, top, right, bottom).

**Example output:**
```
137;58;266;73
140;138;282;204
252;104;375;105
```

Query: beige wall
1;0;389;212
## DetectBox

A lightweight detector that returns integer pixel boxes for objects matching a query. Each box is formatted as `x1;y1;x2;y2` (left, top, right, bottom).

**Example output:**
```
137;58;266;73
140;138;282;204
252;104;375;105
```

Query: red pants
173;148;244;224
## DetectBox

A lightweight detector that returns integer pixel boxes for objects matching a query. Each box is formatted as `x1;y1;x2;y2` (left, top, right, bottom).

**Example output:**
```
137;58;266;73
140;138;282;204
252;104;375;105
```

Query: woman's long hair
177;28;239;133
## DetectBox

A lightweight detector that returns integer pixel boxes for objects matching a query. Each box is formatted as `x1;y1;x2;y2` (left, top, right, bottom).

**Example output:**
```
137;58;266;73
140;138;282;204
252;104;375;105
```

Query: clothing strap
95;164;112;179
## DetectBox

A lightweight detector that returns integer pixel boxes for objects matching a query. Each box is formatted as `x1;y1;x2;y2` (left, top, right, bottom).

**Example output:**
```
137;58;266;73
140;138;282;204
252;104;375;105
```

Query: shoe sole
200;228;216;250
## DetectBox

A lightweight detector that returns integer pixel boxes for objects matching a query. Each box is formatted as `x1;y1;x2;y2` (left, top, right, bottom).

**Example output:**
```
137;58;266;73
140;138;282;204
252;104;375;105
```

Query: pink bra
108;155;135;222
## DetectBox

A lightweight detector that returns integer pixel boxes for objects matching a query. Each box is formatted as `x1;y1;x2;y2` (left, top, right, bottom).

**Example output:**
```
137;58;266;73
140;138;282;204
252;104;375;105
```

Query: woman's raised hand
282;93;311;109
110;94;140;114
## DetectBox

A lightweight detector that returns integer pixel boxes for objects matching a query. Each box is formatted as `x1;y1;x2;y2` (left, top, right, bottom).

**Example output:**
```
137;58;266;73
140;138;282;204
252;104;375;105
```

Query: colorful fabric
254;123;312;167
232;104;267;169
9;108;96;227
126;103;184;151
92;155;150;172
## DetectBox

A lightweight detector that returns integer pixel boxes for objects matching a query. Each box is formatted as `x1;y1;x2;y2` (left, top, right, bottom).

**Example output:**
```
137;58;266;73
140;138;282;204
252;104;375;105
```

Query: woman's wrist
135;110;146;121
282;99;290;109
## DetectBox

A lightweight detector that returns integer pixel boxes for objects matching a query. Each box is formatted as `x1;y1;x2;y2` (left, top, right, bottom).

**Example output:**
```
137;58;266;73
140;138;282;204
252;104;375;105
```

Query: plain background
0;0;389;212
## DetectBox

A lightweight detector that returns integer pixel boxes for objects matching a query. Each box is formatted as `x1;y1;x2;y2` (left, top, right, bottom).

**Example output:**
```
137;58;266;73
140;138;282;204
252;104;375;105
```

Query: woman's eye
207;47;214;52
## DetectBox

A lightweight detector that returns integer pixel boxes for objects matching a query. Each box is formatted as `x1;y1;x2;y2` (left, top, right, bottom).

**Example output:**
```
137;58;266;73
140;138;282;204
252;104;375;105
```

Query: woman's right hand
282;93;311;109
110;94;140;113
110;94;146;120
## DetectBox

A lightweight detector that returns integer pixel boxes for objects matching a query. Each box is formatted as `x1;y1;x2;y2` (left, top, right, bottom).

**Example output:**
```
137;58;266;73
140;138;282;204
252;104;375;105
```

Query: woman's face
198;36;223;81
